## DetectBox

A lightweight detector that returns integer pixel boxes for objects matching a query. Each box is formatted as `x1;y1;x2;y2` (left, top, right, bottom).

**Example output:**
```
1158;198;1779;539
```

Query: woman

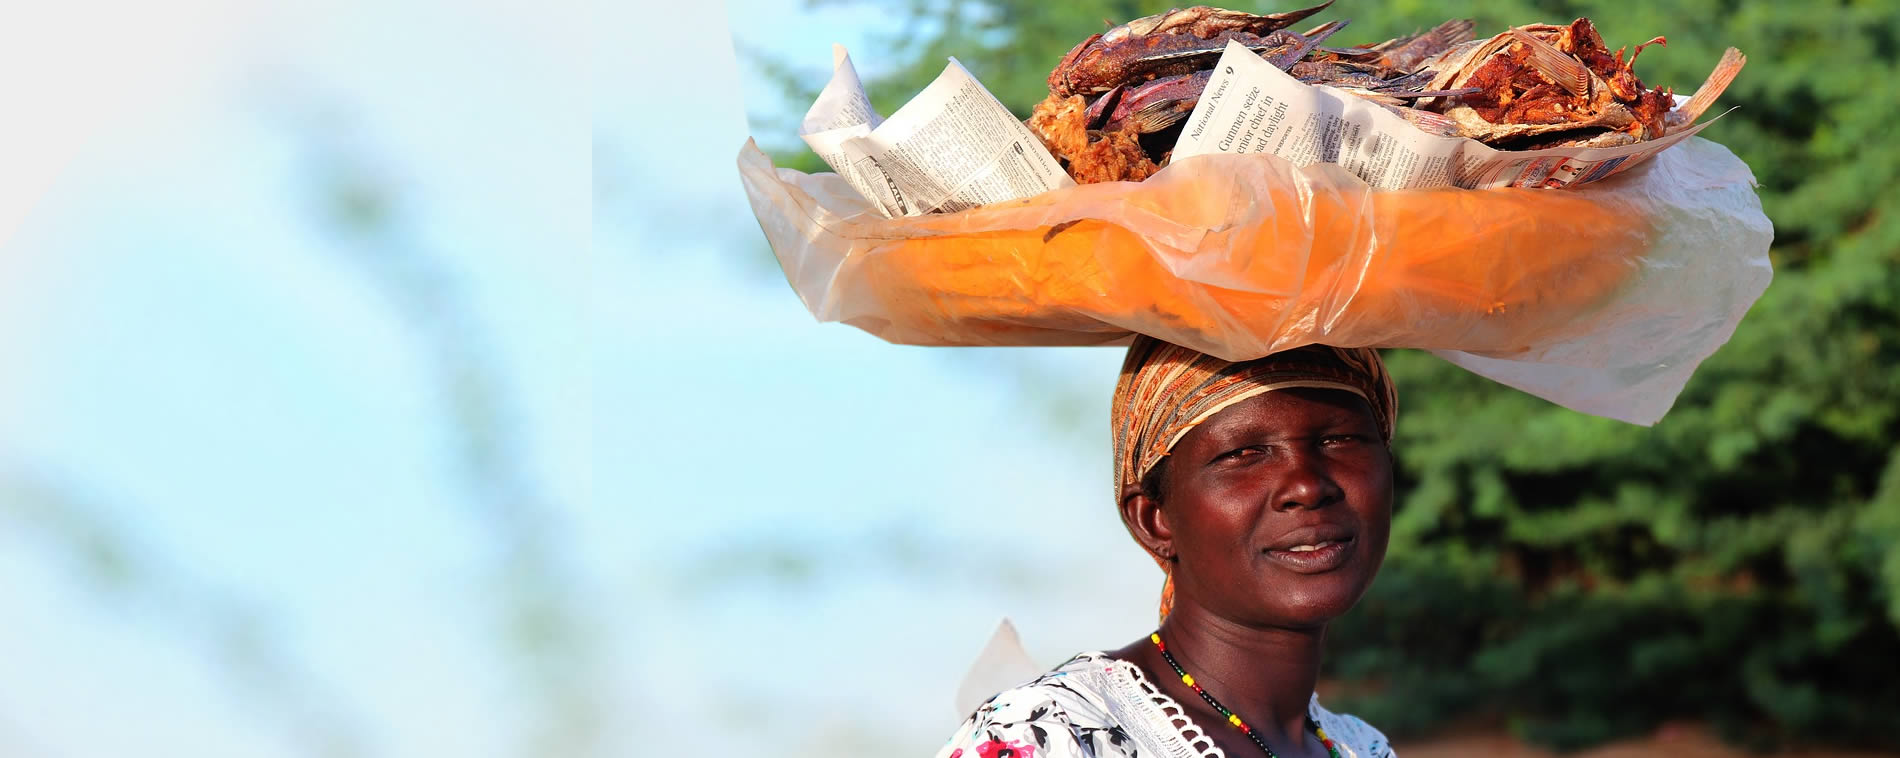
937;337;1399;758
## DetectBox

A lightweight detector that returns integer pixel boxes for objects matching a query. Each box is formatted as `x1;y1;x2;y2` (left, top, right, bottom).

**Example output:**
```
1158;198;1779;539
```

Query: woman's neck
1150;602;1327;750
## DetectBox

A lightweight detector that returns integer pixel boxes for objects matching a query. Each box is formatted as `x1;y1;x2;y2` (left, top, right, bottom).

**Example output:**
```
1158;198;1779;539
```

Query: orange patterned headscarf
1111;336;1397;619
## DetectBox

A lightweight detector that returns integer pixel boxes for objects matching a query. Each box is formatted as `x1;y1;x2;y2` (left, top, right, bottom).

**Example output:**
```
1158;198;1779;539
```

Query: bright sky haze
0;1;1154;756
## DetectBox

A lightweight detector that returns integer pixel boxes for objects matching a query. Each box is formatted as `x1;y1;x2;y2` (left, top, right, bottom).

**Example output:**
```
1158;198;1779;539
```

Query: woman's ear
1119;486;1175;562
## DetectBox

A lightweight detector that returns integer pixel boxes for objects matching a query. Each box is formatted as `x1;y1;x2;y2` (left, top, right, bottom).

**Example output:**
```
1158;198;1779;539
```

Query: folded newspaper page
1175;40;1718;190
800;45;1074;217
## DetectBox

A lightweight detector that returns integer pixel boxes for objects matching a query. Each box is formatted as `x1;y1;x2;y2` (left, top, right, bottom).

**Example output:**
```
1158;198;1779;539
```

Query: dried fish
1034;4;1745;182
1049;2;1337;96
1422;19;1744;146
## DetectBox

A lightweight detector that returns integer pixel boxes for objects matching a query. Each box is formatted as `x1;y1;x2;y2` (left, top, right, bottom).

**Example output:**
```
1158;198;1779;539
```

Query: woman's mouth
1263;537;1355;573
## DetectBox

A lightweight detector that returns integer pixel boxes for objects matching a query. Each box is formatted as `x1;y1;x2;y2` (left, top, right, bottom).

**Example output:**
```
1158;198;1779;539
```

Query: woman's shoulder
1310;696;1397;758
933;652;1142;758
962;652;1131;734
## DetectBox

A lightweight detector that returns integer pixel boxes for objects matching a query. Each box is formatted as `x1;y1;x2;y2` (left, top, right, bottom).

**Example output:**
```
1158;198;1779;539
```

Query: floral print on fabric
934;652;1397;758
973;737;1036;758
935;658;1141;758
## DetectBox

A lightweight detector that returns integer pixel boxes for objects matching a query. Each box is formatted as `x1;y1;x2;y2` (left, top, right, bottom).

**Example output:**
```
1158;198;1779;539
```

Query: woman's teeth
1286;540;1340;552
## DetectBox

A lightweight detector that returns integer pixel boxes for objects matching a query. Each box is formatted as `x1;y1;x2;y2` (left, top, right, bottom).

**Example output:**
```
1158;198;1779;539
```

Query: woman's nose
1269;447;1343;511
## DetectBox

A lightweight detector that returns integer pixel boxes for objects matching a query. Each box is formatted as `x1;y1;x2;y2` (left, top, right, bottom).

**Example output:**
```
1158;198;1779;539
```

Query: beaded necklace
1150;632;1343;758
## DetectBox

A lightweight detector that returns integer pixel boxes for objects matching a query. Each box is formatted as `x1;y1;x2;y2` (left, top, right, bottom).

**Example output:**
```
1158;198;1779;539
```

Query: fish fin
1671;47;1744;125
1300;19;1351;48
1298;18;1349;40
1142;33;1314;68
1383;87;1481;99
1317;45;1380;59
1428;18;1476;48
1367;29;1418;54
1256;0;1335;31
1129;47;1229;64
1509;27;1590;97
1124;98;1192;133
1257;23;1345;70
1371;70;1435;90
1084;84;1125;129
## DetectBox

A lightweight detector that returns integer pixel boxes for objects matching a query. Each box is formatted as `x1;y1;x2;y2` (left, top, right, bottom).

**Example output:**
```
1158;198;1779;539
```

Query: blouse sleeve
933;683;1134;758
1320;710;1396;758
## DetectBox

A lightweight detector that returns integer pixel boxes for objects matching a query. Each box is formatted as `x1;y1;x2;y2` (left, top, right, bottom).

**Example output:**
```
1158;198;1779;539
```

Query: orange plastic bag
738;137;1772;424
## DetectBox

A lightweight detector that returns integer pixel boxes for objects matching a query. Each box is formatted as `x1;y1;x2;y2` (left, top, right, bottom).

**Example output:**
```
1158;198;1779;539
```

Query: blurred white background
0;0;1155;756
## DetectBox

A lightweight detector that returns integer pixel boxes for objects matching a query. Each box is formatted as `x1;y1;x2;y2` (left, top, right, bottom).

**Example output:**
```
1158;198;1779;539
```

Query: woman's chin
1246;579;1372;626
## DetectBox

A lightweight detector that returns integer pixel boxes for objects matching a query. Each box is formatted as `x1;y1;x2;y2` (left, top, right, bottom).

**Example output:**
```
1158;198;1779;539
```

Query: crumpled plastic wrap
738;137;1773;425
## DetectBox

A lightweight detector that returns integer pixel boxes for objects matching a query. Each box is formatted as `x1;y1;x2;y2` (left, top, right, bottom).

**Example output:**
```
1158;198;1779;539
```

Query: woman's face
1152;387;1393;628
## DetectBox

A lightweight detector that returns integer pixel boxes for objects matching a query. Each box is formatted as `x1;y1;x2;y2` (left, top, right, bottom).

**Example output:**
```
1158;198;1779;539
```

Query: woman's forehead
1186;387;1378;441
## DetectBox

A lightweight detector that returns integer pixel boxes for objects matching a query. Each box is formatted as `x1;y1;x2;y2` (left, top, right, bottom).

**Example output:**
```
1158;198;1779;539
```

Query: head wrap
1110;336;1397;619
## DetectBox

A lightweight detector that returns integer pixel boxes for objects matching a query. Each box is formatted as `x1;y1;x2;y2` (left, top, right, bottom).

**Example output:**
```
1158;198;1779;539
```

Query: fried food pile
1025;2;1745;183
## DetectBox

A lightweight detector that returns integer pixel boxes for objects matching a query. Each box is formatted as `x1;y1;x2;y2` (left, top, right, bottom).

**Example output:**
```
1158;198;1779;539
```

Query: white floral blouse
934;652;1395;758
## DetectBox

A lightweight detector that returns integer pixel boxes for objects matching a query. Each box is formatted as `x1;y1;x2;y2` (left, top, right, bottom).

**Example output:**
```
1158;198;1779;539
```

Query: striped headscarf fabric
1110;336;1397;619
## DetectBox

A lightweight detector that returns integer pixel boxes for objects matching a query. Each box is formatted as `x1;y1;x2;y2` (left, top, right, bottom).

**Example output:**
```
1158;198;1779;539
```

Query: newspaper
801;45;1074;217
1174;39;1717;190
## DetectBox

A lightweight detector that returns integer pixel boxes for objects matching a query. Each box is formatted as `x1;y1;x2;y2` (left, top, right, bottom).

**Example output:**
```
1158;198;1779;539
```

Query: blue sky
0;1;1159;756
3;1;579;755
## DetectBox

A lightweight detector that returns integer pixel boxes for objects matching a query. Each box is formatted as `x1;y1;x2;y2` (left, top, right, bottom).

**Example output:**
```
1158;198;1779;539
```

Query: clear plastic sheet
738;137;1772;424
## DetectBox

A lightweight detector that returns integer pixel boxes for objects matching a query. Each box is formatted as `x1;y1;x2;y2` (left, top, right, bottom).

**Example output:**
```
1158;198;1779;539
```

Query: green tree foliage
758;0;1900;749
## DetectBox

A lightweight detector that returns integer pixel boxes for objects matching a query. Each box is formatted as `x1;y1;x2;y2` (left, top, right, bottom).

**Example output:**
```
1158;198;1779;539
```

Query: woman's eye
1322;435;1364;446
1216;446;1260;461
